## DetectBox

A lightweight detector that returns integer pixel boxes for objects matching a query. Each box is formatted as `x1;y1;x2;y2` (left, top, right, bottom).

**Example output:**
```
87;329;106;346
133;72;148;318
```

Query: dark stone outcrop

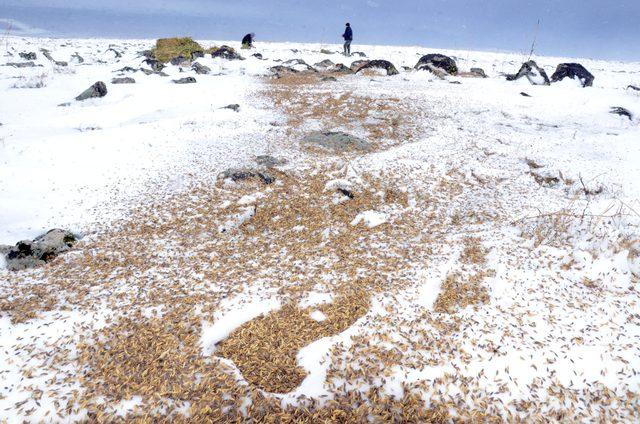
170;56;189;66
628;85;640;91
550;63;594;87
144;58;165;72
19;52;37;60
75;81;108;101
3;229;77;271
610;107;633;120
506;61;550;85
415;54;458;75
354;59;399;76
210;46;244;60
192;62;211;74
220;168;275;185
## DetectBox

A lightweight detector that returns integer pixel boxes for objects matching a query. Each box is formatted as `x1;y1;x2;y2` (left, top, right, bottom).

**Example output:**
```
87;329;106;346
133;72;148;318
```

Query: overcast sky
1;0;638;61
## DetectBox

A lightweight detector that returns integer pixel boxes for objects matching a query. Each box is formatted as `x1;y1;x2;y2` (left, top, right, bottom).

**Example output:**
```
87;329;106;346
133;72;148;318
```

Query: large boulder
301;131;371;153
3;229;77;271
354;59;399;76
506;61;550;85
415;54;458;75
75;81;108;101
550;63;594;87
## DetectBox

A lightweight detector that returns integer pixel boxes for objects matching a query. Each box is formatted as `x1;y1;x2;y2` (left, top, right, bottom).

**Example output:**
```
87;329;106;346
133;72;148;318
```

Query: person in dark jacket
342;23;353;56
241;33;255;49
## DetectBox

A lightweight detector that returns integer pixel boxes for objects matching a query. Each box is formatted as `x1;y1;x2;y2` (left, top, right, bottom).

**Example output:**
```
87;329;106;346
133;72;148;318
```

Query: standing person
241;33;255;49
342;23;353;56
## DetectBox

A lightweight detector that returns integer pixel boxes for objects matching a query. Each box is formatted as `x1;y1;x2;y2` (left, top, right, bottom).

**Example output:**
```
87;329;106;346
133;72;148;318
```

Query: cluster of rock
1;229;77;271
506;61;595;87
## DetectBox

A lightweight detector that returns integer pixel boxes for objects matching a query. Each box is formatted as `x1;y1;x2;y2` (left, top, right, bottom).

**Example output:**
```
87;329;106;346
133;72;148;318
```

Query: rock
139;49;154;59
75;81;108;101
470;67;487;78
351;51;367;58
111;77;136;84
71;53;85;63
170;55;189;66
402;66;412;72
449;81;462;85
143;58;165;72
354;59;399;76
269;65;299;75
628;85;640;91
140;68;168;77
331;63;353;74
58;102;71;107
350;60;369;72
210;45;244;60
106;47;123;58
222;104;240;112
220;168;275;185
172;77;197;84
256;155;287;168
252;53;263;60
115;66;138;73
320;49;334;54
415;54;458;75
506;60;550;85
301;131;371;153
191;51;204;60
321;76;337;82
192;62;211;74
3;229;77;271
282;58;317;72
314;59;335;69
610;107;633;120
550;63;594;87
6;62;38;68
40;48;67;67
19;52;37;60
520;92;532;97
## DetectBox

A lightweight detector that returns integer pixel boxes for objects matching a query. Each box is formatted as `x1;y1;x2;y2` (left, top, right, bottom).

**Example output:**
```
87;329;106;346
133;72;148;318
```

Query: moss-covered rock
152;37;203;63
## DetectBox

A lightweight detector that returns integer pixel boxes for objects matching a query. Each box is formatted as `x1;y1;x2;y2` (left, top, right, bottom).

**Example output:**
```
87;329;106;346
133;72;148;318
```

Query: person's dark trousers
343;40;351;56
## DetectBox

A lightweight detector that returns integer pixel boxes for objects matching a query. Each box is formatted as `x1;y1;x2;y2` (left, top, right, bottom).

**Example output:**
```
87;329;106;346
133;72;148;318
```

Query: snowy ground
0;36;639;422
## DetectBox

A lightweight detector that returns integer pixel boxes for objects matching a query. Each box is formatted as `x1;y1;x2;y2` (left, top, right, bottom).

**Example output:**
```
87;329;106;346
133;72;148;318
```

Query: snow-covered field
0;36;639;422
